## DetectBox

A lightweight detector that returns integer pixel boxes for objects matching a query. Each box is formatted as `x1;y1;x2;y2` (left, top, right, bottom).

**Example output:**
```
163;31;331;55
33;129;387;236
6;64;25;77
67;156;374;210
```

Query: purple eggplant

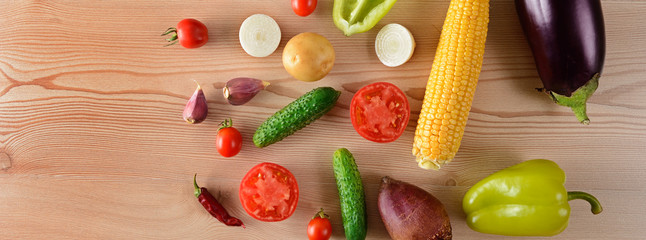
516;0;605;124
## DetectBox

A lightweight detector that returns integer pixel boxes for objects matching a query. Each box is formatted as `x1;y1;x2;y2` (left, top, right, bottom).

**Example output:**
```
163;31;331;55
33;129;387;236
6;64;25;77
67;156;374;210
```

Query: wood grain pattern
1;0;645;239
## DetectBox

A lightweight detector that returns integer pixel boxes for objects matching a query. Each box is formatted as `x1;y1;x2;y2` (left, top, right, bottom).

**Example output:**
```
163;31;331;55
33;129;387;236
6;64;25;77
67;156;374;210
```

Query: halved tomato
239;162;299;222
350;82;410;143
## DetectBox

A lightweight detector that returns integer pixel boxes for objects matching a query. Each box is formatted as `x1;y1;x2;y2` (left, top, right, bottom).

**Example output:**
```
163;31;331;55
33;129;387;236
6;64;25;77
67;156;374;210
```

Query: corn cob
413;0;490;170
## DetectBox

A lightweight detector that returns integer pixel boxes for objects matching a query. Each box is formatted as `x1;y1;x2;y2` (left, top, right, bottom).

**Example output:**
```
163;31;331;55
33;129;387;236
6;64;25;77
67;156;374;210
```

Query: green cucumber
253;87;341;148
333;148;367;240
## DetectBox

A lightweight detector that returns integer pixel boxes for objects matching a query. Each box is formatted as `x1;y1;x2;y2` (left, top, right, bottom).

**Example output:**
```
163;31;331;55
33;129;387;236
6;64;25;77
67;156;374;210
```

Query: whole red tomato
216;119;242;157
307;209;332;240
162;18;208;48
292;0;317;17
350;82;410;143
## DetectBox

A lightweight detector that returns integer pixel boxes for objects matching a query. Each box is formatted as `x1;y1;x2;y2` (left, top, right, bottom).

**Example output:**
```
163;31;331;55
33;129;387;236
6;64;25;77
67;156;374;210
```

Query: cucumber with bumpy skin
333;148;367;240
253;87;340;148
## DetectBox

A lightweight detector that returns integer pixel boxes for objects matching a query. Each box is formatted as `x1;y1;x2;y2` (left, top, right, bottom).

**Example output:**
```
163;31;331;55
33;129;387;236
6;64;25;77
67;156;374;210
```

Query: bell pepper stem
568;191;603;214
193;174;202;198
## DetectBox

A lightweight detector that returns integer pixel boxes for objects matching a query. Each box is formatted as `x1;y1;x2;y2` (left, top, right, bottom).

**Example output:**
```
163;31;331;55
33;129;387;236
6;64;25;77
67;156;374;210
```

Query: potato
282;32;335;82
378;176;452;240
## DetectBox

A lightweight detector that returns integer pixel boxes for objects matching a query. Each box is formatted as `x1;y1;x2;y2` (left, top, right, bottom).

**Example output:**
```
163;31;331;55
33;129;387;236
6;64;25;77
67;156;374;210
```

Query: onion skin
516;0;605;124
378;176;452;240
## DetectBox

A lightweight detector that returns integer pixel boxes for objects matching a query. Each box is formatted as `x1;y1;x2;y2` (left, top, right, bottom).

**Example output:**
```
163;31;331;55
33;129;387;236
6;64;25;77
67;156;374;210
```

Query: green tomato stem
161;27;178;46
568;191;603;214
219;118;233;130
313;208;329;219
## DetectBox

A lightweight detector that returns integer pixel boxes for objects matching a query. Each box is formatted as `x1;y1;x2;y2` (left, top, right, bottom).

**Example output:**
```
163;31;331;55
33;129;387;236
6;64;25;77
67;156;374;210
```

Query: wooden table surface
2;0;645;239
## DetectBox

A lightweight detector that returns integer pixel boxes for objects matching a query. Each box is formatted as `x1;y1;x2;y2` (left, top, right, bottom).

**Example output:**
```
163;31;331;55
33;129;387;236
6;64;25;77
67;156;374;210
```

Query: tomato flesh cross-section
239;162;299;222
350;82;410;143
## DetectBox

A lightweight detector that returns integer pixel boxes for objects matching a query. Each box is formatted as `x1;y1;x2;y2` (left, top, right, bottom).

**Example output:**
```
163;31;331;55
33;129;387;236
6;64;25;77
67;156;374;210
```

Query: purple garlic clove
183;81;208;124
223;77;270;105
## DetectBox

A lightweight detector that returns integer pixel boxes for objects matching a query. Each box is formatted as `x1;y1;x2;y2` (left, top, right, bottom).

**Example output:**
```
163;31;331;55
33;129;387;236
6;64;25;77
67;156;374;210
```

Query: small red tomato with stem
292;0;317;17
162;18;209;48
307;209;332;240
216;118;242;157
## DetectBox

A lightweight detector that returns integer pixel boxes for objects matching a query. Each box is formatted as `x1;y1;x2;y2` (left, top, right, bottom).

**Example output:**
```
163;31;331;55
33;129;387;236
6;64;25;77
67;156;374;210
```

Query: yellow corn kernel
412;0;490;170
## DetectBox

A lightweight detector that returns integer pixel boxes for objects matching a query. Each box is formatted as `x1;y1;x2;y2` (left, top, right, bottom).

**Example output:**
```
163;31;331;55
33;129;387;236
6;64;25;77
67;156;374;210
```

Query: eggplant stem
572;105;590;125
568;191;603;214
551;74;599;125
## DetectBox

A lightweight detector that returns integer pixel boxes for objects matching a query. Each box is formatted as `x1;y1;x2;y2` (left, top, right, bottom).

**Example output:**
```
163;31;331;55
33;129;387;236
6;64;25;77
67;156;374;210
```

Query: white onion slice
375;23;416;67
239;14;281;57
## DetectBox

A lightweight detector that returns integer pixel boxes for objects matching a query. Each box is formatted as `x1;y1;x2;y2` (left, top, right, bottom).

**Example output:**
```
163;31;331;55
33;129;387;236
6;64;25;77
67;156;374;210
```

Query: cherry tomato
292;0;317;17
239;162;299;222
162;18;208;48
307;209;332;240
216;119;242;157
350;82;410;143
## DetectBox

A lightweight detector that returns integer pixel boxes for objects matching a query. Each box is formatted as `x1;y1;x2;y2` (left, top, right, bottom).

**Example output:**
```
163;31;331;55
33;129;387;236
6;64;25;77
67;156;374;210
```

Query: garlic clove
183;81;208;124
223;77;270;105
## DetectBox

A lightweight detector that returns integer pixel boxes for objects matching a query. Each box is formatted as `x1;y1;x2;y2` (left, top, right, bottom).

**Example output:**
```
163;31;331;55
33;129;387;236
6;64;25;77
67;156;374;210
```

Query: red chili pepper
193;174;245;228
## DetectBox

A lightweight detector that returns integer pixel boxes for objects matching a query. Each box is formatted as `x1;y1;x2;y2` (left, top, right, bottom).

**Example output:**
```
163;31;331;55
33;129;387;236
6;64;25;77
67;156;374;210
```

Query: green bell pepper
333;0;398;36
462;159;603;236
